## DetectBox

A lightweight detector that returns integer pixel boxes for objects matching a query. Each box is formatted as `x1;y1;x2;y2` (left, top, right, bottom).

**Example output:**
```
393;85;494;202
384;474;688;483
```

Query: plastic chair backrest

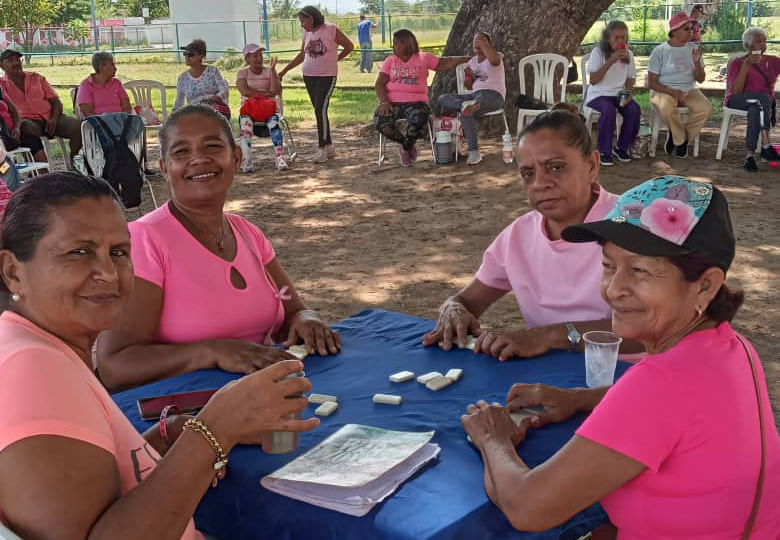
71;86;85;121
517;53;569;105
580;51;591;103
81;117;144;178
125;80;168;124
456;63;468;94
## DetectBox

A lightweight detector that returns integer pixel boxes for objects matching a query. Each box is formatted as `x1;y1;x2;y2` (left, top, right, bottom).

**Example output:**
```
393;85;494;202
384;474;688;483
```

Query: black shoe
600;153;614;166
664;132;675;155
675;140;689;158
743;155;759;172
760;145;780;162
612;147;631;162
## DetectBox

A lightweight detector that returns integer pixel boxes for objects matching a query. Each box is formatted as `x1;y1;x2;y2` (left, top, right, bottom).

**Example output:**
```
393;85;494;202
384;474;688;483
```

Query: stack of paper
260;424;440;516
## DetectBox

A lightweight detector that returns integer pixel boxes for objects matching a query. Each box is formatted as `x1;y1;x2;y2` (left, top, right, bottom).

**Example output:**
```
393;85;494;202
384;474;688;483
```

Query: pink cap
242;43;265;55
668;12;693;32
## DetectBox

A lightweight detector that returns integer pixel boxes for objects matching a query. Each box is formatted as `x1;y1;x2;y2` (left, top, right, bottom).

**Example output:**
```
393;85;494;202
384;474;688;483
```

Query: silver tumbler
261;371;304;454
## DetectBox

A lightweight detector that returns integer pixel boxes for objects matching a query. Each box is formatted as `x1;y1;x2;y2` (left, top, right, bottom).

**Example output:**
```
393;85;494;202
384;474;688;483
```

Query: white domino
315;401;339;416
426;375;453;391
445;368;463;381
389;370;415;382
416;371;443;384
455;336;478;351
308;393;338;405
287;345;309;359
373;393;403;405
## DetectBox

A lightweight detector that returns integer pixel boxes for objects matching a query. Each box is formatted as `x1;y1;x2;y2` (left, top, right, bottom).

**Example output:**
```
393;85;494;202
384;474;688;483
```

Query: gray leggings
437;89;504;151
727;92;773;151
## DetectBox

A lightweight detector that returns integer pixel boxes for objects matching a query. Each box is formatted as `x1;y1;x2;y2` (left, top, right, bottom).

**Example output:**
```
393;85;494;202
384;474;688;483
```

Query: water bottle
502;132;513;164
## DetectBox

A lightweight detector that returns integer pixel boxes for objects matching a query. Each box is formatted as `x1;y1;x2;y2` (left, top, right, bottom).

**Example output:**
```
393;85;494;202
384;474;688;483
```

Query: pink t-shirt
380;52;440;104
129;204;285;345
76;75;129;115
577;323;780;539
0;312;202;539
0;72;58;121
475;186;617;328
236;66;272;105
468;54;506;99
726;54;780;103
302;22;340;77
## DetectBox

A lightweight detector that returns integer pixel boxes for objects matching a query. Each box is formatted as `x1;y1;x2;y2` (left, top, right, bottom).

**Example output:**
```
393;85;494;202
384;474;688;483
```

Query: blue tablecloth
113;309;631;540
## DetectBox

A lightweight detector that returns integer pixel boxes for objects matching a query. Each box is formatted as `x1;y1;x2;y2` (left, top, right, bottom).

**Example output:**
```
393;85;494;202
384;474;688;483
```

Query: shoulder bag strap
749;61;775;96
735;333;766;540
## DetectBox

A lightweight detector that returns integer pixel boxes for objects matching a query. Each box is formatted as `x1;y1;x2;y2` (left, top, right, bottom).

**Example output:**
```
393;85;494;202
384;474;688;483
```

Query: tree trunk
431;0;615;134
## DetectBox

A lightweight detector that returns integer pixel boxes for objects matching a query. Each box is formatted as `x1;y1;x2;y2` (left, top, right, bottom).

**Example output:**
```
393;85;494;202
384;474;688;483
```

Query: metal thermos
261;371;305;454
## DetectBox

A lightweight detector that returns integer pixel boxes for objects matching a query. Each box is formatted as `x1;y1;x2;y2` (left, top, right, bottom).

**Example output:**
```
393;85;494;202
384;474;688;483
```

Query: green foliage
115;0;169;19
269;0;300;19
0;0;56;52
215;48;244;70
710;1;746;41
50;0;91;25
64;19;90;42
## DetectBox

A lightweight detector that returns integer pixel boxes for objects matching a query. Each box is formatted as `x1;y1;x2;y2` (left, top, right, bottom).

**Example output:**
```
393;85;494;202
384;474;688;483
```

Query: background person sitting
0;48;82;165
98;105;340;391
173;39;231;119
0;86;44;157
237;43;288;172
437;31;506;166
375;29;469;167
0;172;319;539
726;26;780;172
76;52;132;118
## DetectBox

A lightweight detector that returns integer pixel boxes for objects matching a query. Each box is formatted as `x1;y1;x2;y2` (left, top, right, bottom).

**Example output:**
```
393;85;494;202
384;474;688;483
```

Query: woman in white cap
647;12;712;158
237;43;287;172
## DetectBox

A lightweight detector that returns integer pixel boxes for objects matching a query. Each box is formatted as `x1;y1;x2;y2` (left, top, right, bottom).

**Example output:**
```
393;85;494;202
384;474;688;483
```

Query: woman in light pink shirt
278;6;353;164
98;105;340;391
0;172;318;538
76;52;132;118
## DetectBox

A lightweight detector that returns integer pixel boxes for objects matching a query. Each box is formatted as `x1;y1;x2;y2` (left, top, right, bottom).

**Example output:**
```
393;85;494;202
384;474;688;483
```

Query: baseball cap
668;12;693;32
562;176;735;272
242;43;265;55
0;49;23;62
180;39;207;56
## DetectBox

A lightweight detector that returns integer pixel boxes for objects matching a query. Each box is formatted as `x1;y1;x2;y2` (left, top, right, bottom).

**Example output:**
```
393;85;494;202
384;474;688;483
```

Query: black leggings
303;75;336;148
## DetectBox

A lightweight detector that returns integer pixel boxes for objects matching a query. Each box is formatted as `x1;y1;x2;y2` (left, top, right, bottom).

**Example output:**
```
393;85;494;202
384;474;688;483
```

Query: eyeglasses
183;52;197;57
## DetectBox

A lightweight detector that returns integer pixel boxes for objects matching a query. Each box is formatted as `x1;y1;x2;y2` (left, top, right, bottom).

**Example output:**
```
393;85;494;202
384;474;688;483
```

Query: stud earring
696;307;704;316
10;293;21;302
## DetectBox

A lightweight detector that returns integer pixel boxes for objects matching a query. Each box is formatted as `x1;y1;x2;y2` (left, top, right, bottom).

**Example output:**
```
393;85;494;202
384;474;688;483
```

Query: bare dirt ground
143;120;779;427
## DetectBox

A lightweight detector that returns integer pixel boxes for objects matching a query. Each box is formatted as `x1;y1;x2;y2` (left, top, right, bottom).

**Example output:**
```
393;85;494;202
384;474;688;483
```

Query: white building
169;0;260;60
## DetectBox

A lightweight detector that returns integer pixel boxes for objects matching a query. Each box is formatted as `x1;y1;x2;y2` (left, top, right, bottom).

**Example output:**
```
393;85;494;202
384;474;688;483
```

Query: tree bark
431;0;615;133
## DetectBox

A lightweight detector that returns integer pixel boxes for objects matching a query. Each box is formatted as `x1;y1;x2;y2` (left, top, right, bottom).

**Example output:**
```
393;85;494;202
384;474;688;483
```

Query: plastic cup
583;331;622;388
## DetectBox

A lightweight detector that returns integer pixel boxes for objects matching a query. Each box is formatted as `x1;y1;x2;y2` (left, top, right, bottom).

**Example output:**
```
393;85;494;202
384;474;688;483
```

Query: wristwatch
565;323;581;351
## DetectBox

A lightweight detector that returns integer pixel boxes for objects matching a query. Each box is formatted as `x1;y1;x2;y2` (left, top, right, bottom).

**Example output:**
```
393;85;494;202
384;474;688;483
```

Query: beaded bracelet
159;405;181;446
183;418;229;487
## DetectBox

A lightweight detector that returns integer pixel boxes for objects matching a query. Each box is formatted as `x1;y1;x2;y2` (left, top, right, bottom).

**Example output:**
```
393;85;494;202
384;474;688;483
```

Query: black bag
514;94;548;110
567;59;578;84
93;116;143;208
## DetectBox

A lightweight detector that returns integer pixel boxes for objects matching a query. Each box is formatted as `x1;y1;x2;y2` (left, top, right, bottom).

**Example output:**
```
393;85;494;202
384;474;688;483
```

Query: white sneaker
325;144;336;158
275;155;288;170
313;148;328;163
466;150;482;165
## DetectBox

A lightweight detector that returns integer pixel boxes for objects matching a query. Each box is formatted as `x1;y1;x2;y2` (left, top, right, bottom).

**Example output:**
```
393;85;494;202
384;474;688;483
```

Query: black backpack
92;115;143;208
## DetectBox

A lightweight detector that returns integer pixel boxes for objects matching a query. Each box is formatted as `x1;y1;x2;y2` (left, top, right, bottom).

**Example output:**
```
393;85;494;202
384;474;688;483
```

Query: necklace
171;202;226;252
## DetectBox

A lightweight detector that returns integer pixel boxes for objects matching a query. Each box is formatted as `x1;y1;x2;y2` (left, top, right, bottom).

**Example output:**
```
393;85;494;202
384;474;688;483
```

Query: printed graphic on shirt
472;67;489;82
390;65;419;86
306;38;328;58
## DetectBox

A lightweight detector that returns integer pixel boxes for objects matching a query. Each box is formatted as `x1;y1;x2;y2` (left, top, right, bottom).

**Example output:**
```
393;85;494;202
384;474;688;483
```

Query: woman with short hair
76;51;132;118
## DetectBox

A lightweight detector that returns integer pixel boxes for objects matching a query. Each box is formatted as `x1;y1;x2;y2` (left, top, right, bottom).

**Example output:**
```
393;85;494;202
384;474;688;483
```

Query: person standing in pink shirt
462;176;779;539
423;111;641;361
278;6;354;164
76;52;132;118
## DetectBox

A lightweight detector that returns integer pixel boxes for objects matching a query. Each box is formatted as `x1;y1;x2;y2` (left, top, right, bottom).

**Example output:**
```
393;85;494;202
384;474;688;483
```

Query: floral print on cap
605;176;713;246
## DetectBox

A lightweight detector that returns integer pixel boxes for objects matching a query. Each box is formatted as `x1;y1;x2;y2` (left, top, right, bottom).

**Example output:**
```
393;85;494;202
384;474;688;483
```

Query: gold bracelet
183;418;228;487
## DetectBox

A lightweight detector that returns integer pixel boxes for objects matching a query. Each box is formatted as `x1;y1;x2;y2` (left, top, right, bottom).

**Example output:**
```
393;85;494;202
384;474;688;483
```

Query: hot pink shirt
129;204;285;345
577;323;780;539
468;54;506;99
0;72;58;121
302;22;340;77
0;312;203;539
76;75;129;115
380;52;440;104
726;54;780;103
475;186;617;328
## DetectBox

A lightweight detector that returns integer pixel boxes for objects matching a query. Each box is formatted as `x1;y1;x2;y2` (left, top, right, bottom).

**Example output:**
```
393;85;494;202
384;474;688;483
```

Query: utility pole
90;0;99;50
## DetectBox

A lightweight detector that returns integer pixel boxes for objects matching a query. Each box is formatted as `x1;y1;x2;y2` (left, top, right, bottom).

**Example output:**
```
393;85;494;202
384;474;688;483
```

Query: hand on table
422;299;481;350
284;309;341;356
475;327;552;361
208;339;297;374
461;400;531;449
199;360;318;449
505;383;580;427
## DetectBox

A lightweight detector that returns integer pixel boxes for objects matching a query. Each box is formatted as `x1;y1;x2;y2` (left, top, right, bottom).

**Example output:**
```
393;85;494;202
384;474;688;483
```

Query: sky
318;0;417;15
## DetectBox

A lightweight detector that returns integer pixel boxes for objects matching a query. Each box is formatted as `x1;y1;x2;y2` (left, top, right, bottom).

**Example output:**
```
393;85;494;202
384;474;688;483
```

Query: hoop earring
10;293;21;302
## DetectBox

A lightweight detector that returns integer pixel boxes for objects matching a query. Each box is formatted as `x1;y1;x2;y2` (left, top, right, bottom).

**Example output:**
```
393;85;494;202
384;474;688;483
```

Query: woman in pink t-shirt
98;104;340;391
76;51;132;118
278;6;354;164
374;29;469;166
462;176;779;538
0;172;319;538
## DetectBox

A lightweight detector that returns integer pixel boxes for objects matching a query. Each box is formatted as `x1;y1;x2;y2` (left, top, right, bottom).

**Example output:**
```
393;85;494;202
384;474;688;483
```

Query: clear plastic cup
583;331;622;388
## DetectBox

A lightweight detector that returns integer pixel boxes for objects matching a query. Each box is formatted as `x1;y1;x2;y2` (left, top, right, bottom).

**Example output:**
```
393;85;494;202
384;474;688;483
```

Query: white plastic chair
8;146;49;179
39;135;72;171
125;80;168;170
81;118;158;210
716;55;760;160
244;94;298;164
378;117;435;166
580;51;622;136
648;94;700;157
452;63;510;161
516;53;569;133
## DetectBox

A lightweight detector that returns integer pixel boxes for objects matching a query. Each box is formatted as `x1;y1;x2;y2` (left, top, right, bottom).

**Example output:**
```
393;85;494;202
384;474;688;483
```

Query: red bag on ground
240;96;277;123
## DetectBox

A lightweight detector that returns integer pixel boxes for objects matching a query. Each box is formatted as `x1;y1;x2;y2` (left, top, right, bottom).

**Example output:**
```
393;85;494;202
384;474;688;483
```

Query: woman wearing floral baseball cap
462;176;779;538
